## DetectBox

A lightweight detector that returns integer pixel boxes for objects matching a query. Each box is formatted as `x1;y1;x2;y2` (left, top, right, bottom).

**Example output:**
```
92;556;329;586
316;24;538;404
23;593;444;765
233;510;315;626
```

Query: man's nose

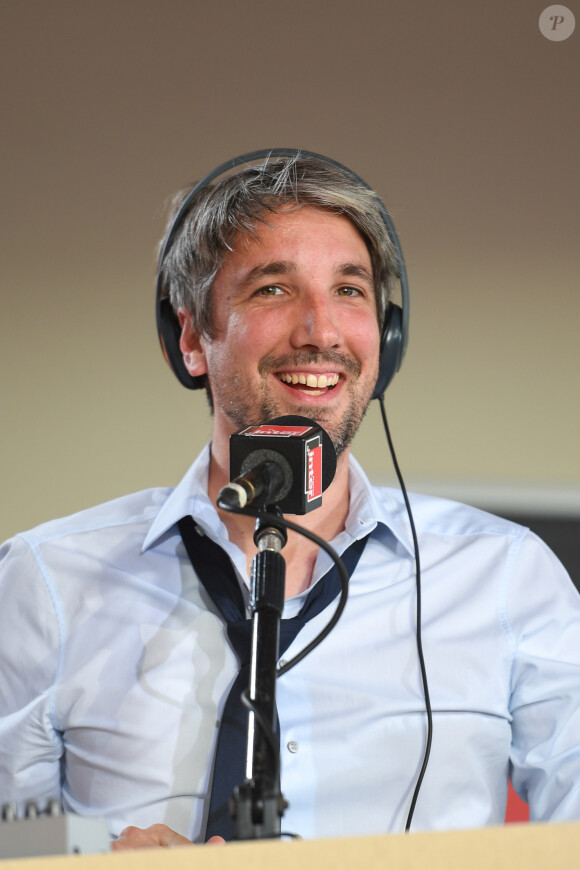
289;294;341;350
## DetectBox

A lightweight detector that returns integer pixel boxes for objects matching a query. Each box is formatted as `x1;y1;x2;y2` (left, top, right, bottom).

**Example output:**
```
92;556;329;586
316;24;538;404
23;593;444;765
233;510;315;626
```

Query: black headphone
156;148;409;400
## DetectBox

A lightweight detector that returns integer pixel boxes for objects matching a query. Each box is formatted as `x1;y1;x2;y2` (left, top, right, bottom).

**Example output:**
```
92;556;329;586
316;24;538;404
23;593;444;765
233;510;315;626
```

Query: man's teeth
278;373;339;389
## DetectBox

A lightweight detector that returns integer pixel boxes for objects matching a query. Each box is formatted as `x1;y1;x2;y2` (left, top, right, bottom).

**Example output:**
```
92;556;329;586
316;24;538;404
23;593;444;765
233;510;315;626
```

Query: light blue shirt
0;447;579;840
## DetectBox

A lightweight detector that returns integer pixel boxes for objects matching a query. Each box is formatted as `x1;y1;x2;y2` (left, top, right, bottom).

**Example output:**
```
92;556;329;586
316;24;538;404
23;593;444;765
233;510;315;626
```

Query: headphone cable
378;396;433;832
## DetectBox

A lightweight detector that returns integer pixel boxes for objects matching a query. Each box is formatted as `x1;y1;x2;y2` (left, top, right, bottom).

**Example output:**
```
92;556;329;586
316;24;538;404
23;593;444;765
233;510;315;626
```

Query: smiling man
1;152;579;850
178;206;382;599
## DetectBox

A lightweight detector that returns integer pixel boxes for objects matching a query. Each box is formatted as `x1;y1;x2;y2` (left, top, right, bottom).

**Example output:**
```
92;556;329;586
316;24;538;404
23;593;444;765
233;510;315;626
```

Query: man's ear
177;309;208;378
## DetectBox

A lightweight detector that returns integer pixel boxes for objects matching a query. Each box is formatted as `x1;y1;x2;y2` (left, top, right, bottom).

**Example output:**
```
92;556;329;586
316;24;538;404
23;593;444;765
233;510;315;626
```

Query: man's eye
257;285;284;296
337;286;361;297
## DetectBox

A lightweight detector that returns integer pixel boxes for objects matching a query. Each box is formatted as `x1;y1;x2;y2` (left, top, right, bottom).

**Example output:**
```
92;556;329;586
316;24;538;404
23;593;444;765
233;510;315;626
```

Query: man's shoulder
14;485;174;550
369;480;529;543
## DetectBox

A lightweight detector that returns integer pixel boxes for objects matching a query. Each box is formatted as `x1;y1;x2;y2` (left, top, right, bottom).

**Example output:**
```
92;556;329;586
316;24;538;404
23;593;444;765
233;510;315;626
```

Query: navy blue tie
178;516;368;841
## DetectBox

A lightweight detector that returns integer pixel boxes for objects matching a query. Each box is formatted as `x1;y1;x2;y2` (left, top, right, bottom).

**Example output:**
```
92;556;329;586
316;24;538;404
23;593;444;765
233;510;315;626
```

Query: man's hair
159;153;400;339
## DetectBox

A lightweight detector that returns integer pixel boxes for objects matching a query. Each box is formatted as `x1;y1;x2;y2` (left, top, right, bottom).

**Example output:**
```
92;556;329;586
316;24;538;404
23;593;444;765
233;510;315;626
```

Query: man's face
181;206;381;456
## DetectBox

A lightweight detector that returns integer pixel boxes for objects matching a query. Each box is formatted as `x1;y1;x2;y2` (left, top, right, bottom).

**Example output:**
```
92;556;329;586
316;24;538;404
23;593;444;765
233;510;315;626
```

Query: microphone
218;415;337;514
218;458;291;510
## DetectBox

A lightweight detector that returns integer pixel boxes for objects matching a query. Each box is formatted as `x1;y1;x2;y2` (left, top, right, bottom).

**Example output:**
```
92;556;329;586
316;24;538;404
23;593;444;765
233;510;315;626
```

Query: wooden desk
1;822;578;870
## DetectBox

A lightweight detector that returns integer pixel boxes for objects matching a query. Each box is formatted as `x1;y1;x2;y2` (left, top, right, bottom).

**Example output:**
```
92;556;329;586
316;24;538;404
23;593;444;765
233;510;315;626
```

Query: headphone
156;148;409;400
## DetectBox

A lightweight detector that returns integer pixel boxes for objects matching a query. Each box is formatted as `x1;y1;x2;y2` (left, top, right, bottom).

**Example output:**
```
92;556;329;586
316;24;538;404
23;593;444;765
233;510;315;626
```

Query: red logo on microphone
245;425;313;438
306;442;322;502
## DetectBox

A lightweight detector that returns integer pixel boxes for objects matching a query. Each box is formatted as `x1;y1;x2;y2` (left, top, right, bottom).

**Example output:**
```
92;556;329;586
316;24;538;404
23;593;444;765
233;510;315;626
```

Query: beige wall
1;0;578;540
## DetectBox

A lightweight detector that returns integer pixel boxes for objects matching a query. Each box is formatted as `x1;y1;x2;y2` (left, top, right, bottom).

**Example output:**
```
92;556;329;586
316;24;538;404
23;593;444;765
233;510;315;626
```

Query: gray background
1;0;578;544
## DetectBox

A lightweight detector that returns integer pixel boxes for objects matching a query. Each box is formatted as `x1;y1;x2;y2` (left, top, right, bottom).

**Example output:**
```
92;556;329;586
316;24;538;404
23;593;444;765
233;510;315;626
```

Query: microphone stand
230;507;289;839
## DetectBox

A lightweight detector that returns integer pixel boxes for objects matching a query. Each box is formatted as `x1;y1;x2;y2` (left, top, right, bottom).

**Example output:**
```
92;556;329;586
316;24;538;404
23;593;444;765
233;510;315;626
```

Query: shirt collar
143;445;414;558
142;444;221;552
345;455;415;557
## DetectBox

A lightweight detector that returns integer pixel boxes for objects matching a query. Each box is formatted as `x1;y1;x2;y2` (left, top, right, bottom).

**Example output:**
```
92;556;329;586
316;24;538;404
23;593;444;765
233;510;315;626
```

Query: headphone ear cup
158;298;205;390
372;303;403;400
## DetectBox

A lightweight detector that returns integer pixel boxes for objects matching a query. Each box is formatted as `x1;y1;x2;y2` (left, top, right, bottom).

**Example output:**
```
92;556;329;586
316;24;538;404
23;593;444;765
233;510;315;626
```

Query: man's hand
112;824;225;850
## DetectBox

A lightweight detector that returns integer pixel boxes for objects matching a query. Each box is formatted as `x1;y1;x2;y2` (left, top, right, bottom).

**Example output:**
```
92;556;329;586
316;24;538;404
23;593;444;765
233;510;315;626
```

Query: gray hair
159;153;399;339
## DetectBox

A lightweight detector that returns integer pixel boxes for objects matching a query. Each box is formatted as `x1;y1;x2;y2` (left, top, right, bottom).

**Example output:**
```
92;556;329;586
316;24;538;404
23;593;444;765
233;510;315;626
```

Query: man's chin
219;383;373;458
280;402;370;460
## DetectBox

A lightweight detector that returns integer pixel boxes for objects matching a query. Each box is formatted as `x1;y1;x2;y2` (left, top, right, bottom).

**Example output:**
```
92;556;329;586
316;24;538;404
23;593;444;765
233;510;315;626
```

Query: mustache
259;350;361;378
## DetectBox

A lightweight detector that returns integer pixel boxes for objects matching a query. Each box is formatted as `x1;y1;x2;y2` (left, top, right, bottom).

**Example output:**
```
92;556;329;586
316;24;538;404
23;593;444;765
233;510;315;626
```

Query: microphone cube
229;421;325;514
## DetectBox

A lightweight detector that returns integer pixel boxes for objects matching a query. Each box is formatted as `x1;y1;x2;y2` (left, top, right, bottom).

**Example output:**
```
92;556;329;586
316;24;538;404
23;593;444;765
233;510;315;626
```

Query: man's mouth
277;372;340;396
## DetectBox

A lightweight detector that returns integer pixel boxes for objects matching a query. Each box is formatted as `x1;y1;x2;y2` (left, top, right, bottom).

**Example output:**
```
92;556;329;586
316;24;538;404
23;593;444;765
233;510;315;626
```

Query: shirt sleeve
0;535;64;814
506;529;580;820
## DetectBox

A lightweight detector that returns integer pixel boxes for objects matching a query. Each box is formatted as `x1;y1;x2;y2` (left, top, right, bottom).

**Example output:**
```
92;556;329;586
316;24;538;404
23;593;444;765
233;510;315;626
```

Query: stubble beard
211;351;377;458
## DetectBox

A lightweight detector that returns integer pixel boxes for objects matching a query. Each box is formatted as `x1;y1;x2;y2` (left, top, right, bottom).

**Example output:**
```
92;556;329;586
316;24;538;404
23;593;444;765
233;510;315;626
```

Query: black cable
216;498;351;677
378;396;433;832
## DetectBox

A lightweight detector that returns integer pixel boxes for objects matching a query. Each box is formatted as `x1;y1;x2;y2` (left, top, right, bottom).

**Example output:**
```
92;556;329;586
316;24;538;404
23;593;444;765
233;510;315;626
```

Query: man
1;153;579;850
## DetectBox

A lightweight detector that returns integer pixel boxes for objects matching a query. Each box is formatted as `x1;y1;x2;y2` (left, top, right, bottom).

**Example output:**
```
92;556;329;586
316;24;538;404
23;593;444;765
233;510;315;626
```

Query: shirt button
287;741;299;754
